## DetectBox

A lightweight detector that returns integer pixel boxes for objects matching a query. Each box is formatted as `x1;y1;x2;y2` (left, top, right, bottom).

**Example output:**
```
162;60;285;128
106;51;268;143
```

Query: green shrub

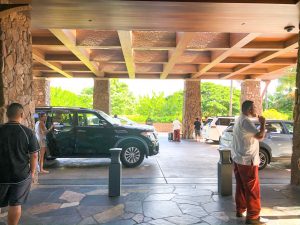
125;115;181;123
263;109;289;120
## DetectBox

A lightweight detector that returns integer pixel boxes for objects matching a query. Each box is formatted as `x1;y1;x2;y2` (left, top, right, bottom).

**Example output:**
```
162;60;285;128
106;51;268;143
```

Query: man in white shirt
172;119;181;142
232;100;268;225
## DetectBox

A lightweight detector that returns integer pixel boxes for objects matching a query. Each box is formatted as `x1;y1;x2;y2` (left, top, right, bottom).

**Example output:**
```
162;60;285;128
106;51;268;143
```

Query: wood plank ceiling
32;30;297;80
29;0;299;80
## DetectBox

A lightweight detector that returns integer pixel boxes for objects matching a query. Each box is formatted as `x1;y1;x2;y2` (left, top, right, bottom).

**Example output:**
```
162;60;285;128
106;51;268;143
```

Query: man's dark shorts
0;177;32;207
195;129;201;136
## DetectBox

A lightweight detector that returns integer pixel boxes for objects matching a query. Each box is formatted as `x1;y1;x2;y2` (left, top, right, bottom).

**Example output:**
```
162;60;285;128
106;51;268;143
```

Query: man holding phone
232;100;268;225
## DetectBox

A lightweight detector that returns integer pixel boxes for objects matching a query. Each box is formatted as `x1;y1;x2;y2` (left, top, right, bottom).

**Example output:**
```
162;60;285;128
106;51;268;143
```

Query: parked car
203;116;235;142
34;107;159;168
219;120;293;170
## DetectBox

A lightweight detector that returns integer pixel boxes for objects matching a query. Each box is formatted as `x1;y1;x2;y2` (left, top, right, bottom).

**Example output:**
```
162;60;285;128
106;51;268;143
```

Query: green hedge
262;109;289;120
124;115;182;123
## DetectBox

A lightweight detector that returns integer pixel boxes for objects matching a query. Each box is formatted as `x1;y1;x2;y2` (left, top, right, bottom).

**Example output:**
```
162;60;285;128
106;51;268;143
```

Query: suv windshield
96;110;118;125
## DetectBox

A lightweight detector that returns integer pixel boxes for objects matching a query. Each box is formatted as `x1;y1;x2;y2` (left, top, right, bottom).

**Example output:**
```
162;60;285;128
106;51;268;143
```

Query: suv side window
284;122;293;134
265;122;284;134
51;111;74;130
78;113;107;127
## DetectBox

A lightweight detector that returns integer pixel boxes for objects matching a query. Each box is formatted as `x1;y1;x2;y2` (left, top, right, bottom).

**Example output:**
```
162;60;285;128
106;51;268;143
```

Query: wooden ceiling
32;29;298;80
11;0;300;80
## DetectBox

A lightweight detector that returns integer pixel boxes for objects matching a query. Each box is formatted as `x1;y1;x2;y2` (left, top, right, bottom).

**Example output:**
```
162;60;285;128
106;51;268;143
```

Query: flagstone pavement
0;183;300;225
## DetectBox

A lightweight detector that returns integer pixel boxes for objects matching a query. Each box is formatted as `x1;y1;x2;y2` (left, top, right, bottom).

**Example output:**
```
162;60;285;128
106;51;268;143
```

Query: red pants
233;162;261;220
173;129;180;142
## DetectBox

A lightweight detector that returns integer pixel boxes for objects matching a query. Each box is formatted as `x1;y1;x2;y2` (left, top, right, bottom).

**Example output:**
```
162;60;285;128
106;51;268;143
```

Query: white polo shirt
173;120;181;130
231;114;260;166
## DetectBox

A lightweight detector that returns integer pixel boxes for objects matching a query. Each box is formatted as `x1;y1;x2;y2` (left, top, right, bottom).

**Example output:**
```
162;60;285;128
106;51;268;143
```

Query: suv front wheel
121;143;145;168
259;149;269;170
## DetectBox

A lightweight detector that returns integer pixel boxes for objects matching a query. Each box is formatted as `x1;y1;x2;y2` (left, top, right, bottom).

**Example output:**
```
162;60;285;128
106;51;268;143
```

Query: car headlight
141;131;155;141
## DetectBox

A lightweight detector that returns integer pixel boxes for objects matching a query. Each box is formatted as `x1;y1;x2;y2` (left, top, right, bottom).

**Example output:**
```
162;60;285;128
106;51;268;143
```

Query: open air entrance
0;1;300;224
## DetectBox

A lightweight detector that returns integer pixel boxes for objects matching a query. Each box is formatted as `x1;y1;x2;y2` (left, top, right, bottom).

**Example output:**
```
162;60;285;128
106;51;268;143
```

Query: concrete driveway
40;133;291;185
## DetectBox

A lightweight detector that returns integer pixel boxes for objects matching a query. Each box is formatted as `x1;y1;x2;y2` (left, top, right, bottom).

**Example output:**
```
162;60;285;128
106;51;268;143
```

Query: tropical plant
262;109;289;120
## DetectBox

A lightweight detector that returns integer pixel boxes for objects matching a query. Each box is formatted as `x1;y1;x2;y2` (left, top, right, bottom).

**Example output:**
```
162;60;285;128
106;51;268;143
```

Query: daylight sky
50;78;279;97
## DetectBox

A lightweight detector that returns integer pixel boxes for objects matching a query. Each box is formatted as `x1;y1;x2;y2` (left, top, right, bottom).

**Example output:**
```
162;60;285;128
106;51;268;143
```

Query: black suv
35;107;159;168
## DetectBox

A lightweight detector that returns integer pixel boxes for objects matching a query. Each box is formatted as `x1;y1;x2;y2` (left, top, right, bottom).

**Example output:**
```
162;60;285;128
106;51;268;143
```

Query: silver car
220;120;293;170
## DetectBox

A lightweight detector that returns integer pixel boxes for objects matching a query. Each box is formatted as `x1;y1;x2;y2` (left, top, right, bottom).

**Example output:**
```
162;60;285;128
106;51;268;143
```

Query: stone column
33;78;50;106
0;6;34;128
93;79;111;114
291;30;300;185
240;80;262;115
182;80;201;139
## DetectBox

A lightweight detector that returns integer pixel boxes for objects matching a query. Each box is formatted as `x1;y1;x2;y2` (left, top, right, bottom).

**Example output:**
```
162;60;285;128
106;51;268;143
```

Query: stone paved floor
0;184;300;225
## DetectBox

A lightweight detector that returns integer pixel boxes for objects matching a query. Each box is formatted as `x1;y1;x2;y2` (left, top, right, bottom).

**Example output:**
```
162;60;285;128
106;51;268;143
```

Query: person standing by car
0;103;40;225
232;100;268;225
194;117;202;142
35;112;53;174
172;119;181;142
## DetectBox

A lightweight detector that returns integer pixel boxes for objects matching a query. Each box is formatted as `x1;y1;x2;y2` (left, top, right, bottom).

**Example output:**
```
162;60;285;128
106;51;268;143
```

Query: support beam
33;78;51;106
291;28;300;185
222;35;298;79
240;80;262;115
93;80;110;114
182;80;201;139
50;29;103;77
0;5;34;128
161;32;196;79
261;80;271;100
32;49;73;78
118;31;135;79
192;33;260;78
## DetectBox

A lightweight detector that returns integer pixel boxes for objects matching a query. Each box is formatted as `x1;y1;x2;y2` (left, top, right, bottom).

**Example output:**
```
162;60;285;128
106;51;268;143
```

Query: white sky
50;78;279;96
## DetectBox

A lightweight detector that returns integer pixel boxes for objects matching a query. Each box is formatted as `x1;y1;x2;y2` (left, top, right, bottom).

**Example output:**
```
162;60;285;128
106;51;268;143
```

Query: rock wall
33;78;50;106
182;80;201;139
93;79;111;114
240;80;262;115
0;7;34;128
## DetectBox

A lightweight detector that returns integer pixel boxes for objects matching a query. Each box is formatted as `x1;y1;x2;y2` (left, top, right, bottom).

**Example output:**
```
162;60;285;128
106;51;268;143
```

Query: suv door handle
77;130;87;133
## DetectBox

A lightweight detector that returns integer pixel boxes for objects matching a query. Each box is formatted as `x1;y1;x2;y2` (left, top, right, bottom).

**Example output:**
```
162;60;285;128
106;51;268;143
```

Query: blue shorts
0;177;32;207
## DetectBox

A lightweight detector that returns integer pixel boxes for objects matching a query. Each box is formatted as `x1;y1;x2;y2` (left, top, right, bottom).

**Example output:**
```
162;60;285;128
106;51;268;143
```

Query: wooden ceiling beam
242;41;285;50
118;31;135;79
45;53;80;62
205;67;267;74
41;72;95;78
255;64;296;79
160;32;196;79
32;36;63;46
221;57;253;64
33;64;51;71
263;57;297;65
192;33;260;78
222;35;298;79
32;49;73;78
49;29;103;77
62;65;90;72
212;57;296;65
